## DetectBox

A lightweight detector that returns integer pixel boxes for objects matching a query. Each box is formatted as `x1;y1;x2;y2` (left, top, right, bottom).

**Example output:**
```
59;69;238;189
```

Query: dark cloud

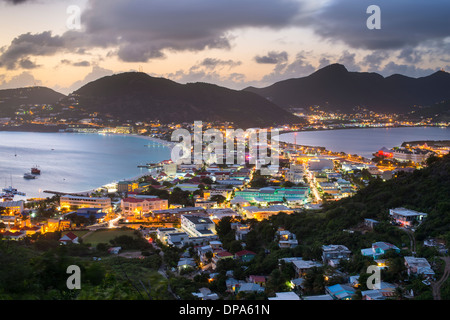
0;0;304;66
77;0;303;63
0;0;32;4
254;51;289;64
61;59;90;67
0;31;65;69
198;58;241;69
258;51;315;84
301;0;450;50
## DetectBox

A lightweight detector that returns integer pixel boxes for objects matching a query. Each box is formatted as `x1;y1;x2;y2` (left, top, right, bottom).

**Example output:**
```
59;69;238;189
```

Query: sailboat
2;175;26;196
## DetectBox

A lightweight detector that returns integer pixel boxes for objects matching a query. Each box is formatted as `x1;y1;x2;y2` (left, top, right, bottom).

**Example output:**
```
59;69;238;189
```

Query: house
192;288;219;300
108;247;121;254
326;284;356;300
276;229;298;249
281;258;322;277
302;294;334;300
268;292;301;300
180;215;216;238
73;208;107;222
234;250;257;262
212;250;234;269
361;282;397;300
235;282;264;294
178;257;197;272
322;245;351;266
389;208;427;227
404;256;435;279
364;218;379;229
1;230;26;241
248;275;266;287
166;232;190;248
361;242;400;259
59;232;79;244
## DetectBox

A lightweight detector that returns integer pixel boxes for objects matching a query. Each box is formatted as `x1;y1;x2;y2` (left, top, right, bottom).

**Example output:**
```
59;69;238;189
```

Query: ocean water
279;126;449;158
0;132;171;199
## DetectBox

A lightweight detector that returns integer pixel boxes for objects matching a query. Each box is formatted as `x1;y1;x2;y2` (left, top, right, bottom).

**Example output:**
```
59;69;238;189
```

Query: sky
0;0;449;94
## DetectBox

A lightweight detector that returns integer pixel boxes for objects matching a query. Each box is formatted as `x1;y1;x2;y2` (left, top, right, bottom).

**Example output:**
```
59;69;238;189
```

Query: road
431;256;450;300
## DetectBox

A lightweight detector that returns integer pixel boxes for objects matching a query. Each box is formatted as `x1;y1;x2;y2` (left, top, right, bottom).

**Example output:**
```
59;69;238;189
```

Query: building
167;232;190;248
322;245;351;266
121;197;168;217
72;208;107;222
60;196;112;212
361;242;400;259
117;180;139;193
212;250;234;269
59;232;79;244
389;207;427;227
156;227;179;244
235;187;309;204
276;230;298;249
0;230;26;241
181;215;216;238
268;292;301;300
234;250;257;263
404;256;435;279
392;147;434;163
326;284;356;300
361;282;396;300
0;200;24;215
242;205;294;221
279;257;322;277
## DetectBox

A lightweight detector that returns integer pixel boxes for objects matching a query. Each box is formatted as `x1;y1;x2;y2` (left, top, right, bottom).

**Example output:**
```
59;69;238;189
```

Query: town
1;121;449;301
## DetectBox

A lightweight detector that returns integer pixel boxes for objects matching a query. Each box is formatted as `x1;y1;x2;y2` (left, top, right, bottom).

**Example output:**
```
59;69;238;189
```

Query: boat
1;193;14;201
31;166;41;175
2;186;18;194
24;173;36;180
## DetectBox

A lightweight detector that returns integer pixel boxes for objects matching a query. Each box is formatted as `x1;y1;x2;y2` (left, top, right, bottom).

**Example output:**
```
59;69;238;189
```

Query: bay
0;132;172;199
279;126;449;158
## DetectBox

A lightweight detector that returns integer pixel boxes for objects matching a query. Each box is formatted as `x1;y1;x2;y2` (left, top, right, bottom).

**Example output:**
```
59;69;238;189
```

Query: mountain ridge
244;63;450;113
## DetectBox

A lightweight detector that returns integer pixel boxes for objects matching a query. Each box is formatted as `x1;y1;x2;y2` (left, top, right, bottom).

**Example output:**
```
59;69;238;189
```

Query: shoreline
68;133;173;197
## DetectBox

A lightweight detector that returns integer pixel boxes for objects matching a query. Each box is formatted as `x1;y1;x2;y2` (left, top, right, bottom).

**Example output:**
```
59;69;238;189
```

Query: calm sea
279;126;449;158
0;132;171;199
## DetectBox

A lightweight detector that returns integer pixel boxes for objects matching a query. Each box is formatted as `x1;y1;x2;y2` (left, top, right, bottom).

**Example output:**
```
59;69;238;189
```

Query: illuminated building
121;197;168;217
60;195;112;212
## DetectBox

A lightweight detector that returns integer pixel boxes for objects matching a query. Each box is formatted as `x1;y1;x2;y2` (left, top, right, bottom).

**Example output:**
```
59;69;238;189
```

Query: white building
404;256;435;279
120;197;168;217
389;208;427;227
60;196;112;212
181;215;216;238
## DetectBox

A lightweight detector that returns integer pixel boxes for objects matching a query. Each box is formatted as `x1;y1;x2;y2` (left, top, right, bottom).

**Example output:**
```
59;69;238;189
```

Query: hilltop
244;64;450;114
0;86;65;117
65;72;301;128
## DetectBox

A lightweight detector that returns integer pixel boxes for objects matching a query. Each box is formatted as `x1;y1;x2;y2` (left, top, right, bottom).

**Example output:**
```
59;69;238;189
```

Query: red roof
249;275;266;283
123;197;145;203
2;231;24;237
216;251;233;258
65;232;78;240
235;250;256;257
